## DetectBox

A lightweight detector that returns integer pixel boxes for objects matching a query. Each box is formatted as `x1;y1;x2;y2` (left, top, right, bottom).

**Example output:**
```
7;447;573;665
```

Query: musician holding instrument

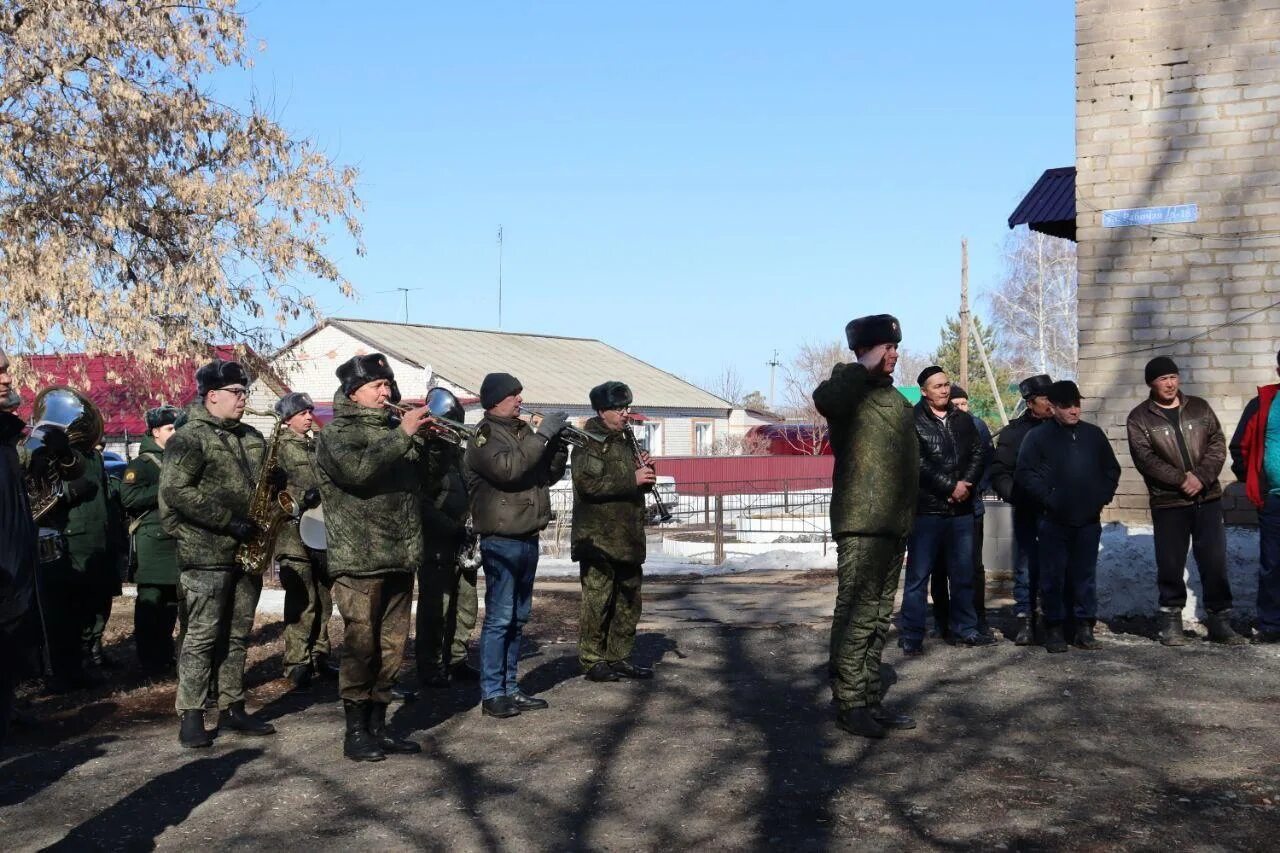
315;354;425;762
572;381;655;683
160;360;278;748
1;350;39;747
465;372;568;719
272;392;335;692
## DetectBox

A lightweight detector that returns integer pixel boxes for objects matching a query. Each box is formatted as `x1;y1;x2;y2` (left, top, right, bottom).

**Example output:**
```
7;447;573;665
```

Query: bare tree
987;227;1078;379
779;340;845;455
704;364;745;406
894;345;939;390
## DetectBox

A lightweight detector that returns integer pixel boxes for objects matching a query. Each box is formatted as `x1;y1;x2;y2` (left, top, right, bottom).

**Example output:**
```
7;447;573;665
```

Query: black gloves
302;488;321;510
227;516;261;543
62;477;97;505
40;427;70;457
534;411;569;441
266;467;287;491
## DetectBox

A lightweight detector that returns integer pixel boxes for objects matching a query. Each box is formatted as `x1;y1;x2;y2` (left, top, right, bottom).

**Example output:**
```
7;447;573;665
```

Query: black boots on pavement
343;700;384;762
219;701;276;736
369;702;421;754
178;710;213;749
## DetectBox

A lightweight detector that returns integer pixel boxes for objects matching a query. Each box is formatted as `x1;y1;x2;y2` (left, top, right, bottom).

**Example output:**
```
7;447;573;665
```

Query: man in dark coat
572;381;654;683
1;353;38;748
899;367;993;653
1127;357;1245;646
813;314;920;739
941;385;994;636
1015;381;1121;653
121;405;183;674
989;373;1054;644
65;443;126;674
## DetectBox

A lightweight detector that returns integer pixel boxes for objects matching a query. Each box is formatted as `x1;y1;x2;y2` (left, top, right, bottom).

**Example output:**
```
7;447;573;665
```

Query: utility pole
959;237;970;390
378;287;422;323
766;349;781;410
497;225;504;330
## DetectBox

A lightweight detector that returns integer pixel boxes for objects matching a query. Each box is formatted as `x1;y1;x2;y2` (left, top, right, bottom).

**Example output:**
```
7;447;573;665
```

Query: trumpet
385;400;475;445
524;410;605;448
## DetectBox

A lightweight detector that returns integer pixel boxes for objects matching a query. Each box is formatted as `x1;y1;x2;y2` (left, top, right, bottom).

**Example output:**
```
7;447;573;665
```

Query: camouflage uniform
160;403;265;713
571;416;646;670
813;362;919;710
315;393;423;704
275;428;333;678
415;437;477;679
121;435;184;671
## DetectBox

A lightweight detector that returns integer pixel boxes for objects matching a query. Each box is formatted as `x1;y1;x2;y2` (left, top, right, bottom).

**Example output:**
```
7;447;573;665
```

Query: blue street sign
1102;204;1199;228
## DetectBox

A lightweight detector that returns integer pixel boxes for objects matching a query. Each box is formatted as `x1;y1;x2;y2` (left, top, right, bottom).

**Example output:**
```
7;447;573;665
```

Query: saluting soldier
813;314;920;739
465;373;569;719
316;354;426;762
272;392;334;691
160;360;277;748
572;381;654;682
120;405;183;675
415;389;480;688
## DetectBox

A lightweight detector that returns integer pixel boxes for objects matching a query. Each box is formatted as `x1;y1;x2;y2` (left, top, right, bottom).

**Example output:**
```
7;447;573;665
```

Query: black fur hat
589;381;633;412
195;360;251;396
845;314;902;351
1017;374;1053;400
1046;380;1083;407
337;353;396;397
144;405;182;431
274;392;315;422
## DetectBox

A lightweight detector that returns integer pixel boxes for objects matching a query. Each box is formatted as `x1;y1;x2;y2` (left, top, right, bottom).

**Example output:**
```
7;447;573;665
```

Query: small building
272;318;735;455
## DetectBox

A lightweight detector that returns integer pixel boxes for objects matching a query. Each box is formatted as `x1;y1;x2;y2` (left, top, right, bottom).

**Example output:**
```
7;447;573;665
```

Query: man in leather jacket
1127;357;1244;646
898;366;993;653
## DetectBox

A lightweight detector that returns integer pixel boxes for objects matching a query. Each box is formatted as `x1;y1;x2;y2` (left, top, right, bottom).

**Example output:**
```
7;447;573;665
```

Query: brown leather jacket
1125;393;1226;508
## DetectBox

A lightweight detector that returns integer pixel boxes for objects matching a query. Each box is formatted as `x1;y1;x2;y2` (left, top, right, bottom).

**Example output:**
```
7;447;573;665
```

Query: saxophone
238;410;299;575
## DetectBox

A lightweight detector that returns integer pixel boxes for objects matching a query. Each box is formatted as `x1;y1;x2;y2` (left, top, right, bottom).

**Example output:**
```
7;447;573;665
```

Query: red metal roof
13;346;283;438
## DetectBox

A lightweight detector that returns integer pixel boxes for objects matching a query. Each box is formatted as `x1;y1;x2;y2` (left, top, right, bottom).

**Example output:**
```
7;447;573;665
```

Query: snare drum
36;528;65;564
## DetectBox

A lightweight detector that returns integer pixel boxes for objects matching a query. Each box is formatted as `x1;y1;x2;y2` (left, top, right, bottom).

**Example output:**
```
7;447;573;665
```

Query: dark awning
1008;166;1075;242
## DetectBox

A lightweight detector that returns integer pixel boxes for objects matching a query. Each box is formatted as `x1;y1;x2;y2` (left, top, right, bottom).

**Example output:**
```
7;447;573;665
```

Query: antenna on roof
378;287;424;323
496;225;504;330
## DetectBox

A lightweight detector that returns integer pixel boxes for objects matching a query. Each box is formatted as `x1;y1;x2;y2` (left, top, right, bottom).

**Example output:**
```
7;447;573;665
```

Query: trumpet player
273;392;334;691
160;360;277;748
572;381;654;683
465;372;568;718
316;354;426;761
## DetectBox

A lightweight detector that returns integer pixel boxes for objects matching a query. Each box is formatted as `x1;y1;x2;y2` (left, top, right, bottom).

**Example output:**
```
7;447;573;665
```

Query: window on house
693;421;713;456
639;422;661;455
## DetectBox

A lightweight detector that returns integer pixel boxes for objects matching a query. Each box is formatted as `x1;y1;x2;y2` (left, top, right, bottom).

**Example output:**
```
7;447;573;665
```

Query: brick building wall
1076;0;1280;523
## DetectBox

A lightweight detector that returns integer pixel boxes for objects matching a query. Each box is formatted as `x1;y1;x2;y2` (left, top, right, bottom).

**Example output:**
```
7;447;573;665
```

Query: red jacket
1231;383;1280;509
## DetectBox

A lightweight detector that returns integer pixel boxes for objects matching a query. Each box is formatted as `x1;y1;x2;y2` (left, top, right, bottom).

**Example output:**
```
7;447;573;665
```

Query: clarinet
623;422;673;523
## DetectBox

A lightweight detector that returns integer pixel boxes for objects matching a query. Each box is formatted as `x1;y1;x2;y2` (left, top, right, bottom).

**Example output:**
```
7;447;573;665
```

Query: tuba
24;387;104;521
237;409;299;575
385;387;476;445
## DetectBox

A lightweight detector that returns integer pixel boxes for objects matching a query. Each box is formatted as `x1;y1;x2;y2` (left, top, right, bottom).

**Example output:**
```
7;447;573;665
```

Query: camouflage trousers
578;556;643;669
279;552;333;676
414;543;478;677
332;573;412;704
175;568;262;713
830;534;906;710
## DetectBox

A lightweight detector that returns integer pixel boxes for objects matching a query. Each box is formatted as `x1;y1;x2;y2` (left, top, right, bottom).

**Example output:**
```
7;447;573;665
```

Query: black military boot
219;701;276;736
835;707;886;739
312;654;340;681
1013;616;1034;646
1073;623;1101;651
585;662;620;682
343;700;385;762
610;660;654;679
1044;622;1068;654
369;702;421;754
1157;608;1188;646
179;710;213;748
868;703;917;731
1205;610;1248;645
287;666;313;692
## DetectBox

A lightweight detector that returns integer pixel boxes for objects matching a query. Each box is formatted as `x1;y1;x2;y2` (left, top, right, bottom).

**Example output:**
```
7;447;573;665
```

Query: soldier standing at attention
572;381;655;683
415;389;481;688
465;373;569;719
121;405;183;676
161;360;277;748
813;314;920;739
273;392;335;691
316;354;427;762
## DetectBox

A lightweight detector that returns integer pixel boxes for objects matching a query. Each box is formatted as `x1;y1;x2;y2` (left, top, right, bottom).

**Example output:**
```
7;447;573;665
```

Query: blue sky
225;1;1074;402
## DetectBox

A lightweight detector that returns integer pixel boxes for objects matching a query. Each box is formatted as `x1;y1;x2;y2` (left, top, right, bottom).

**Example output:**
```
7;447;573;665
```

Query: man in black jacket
898;367;993;653
1015;381;1120;653
989;373;1054;644
0;353;35;749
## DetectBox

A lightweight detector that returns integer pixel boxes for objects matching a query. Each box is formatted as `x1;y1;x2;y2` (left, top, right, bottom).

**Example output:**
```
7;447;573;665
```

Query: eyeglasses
219;387;249;399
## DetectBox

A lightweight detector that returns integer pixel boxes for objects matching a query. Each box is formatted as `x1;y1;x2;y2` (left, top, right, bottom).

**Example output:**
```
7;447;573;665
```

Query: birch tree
987;227;1077;379
0;1;362;372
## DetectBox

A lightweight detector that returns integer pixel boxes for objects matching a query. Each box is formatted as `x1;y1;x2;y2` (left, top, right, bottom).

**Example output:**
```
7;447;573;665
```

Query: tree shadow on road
0;734;117;808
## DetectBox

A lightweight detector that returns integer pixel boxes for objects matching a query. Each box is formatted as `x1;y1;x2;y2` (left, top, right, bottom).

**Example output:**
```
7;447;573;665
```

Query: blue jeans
479;535;539;701
900;514;978;642
1038;519;1101;623
1012;505;1041;617
1257;494;1280;632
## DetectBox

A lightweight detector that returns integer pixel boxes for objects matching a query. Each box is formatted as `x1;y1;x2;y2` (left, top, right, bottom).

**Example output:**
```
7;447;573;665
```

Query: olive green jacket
315;393;423;578
274;429;321;563
65;450;125;591
465;414;568;538
813;362;920;538
159;403;265;570
571;417;646;565
120;435;179;585
421;437;469;543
